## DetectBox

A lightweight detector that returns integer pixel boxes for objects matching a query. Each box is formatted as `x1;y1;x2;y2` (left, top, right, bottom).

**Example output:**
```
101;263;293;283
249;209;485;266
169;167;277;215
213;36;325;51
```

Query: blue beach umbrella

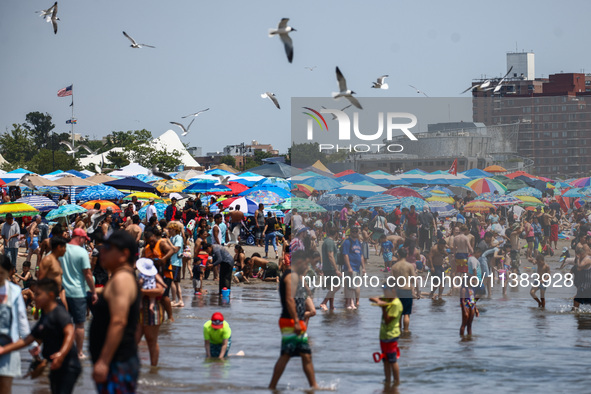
427;201;458;217
138;203;167;220
400;197;426;210
46;204;87;221
76;184;125;201
357;194;401;211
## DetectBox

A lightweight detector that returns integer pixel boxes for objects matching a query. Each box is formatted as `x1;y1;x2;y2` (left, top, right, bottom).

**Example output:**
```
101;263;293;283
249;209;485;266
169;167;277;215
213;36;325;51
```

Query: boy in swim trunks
370;284;403;386
528;255;550;308
460;279;477;336
379;234;394;272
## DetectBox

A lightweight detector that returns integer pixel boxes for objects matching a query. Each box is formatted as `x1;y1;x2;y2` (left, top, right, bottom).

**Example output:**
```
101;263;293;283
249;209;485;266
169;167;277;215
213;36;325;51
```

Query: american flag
57;85;73;97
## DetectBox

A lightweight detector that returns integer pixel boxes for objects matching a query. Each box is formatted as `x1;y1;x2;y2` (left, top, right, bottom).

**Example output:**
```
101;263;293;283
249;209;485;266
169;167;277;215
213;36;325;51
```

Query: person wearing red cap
203;312;231;359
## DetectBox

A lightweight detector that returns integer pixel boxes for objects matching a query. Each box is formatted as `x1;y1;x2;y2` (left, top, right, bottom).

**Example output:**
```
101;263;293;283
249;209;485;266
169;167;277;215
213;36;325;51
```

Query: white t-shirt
146;204;158;222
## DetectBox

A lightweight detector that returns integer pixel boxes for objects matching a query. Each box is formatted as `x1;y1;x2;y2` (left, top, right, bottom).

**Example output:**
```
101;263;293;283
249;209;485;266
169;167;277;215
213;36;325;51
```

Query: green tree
220;155;236;167
0;124;35;164
23;112;55;150
106;151;130;168
289;142;326;167
28;149;80;174
106;129;152;148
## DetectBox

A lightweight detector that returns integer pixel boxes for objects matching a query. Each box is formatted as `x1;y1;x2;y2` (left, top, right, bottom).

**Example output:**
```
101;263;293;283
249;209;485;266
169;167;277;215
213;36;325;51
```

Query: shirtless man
428;239;448;300
575;234;591;256
509;222;522;274
38;236;68;309
450;225;473;277
528;255;550;308
38;224;66;269
391;247;417;332
464;225;475;251
125;215;142;244
228;207;245;245
386;233;405;251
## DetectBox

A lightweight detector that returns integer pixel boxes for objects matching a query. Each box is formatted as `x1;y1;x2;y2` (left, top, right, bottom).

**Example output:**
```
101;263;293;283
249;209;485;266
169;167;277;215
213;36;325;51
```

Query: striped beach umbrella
16;196;57;212
427;201;458;217
466;178;507;195
358;194;401;211
571;177;591;188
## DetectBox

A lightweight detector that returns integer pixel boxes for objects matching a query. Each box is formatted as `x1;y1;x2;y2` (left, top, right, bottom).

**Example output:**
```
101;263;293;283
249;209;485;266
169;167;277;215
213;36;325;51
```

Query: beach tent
108;163;150;177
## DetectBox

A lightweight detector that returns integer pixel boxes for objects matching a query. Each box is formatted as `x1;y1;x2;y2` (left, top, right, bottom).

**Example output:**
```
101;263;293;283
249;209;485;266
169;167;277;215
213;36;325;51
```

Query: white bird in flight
321;105;352;120
37;2;56;20
122;31;155;48
42;2;59;35
268;18;296;63
170;119;195;137
409;85;429;97
371;75;389;89
261;92;280;109
60;141;80;154
217;175;230;185
333;67;362;109
304;66;317;71
79;144;103;155
182;108;210;118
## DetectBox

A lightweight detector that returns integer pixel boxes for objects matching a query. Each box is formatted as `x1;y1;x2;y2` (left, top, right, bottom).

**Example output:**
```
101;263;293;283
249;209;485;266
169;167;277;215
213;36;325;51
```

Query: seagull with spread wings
268;18;296;63
60;141;80;154
151;166;172;180
371;75;389;89
261;92;280;109
182;108;210;119
409;85;429;97
170;119;195;137
333;67;362;109
122;31;155;49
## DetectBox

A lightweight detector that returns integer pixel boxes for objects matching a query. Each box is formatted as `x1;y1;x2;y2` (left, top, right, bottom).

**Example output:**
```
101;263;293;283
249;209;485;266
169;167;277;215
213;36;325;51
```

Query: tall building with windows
471;52;591;177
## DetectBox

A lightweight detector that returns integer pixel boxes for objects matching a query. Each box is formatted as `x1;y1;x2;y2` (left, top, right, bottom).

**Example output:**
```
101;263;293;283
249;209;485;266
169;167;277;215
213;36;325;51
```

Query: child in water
528;254;550;308
370;283;403;386
379;234;394;272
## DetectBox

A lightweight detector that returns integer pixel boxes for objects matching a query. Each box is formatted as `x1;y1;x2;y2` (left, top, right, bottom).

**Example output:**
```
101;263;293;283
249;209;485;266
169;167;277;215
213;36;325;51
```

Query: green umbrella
271;197;327;212
505;178;528;192
490;175;511;185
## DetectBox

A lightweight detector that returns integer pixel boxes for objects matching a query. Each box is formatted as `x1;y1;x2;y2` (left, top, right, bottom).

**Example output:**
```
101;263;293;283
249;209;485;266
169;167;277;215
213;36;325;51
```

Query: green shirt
203;320;231;344
379;298;403;340
321;237;338;273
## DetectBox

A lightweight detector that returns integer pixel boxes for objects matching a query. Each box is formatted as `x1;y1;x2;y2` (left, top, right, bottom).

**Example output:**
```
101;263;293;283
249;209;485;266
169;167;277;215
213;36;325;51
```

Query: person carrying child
136;258;166;315
370;283;403;386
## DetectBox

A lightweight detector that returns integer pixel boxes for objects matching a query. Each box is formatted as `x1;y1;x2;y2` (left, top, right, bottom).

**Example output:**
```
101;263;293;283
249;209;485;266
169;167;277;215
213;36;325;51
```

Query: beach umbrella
6;174;58;188
46;204;87;221
242;189;286;206
299;176;342;191
413;189;433;199
427;186;453;195
51;174;96;187
207;181;250;196
464;200;495;213
253;177;291;190
504;178;529;192
333;169;356;177
271;197;327;212
76;184;125;201
153;179;188;193
358;194;401;211
510;187;543;198
224;197;258;214
427;201;458;217
400;197;426;210
317;195;349;211
239;186;292;199
383;187;423;198
516;196;544;207
138;203;167;220
506;170;537;180
326;181;387;198
123;192;166;204
563;188;584;198
81;200;122;213
0;202;39;218
135;174;163;183
483;165;507;173
461;168;492;178
466;178;507;194
16;196;57;212
85;174;118;184
478;193;521;206
571;177;591;188
446;185;474;197
183;180;231;193
425;195;455;204
291;184;315;197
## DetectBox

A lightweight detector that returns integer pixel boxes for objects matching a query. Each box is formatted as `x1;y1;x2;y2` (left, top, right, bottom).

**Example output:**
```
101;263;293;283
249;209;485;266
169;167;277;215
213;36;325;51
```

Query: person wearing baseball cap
145;198;158;223
203;312;231;359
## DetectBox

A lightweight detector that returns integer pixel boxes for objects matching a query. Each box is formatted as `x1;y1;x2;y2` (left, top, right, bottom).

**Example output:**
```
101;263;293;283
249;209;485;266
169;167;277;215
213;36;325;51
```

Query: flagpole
71;84;75;158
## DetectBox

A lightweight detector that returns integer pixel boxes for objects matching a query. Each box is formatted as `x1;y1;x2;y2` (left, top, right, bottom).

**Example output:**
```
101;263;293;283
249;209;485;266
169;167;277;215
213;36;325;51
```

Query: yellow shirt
379;298;403;340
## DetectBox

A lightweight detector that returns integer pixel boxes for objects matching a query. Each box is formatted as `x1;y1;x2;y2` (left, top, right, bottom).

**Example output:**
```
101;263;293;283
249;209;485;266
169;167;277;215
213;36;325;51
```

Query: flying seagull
261;92;280;109
268;18;296;63
151;166;172;180
59;141;80;154
409;85;429;97
321;105;351;120
17;174;36;191
489;66;514;93
304;66;317;71
122;31;155;48
182;108;210;118
170;119;195;137
49;2;59;34
333;67;362;109
37;2;56;20
79;144;104;155
371;75;389;89
216;175;230;185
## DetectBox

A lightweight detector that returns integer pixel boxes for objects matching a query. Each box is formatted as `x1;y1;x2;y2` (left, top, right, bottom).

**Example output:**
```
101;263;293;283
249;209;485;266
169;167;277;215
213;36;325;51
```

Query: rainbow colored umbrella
0;202;39;218
570;177;591;188
466;178;507;195
464;200;495;213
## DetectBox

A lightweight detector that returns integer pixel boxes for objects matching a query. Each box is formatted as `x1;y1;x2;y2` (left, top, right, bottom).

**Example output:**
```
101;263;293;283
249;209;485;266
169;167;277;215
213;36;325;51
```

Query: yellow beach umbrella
153;179;188;193
0;202;39;218
123;192;166;204
516;195;543;206
426;196;455;204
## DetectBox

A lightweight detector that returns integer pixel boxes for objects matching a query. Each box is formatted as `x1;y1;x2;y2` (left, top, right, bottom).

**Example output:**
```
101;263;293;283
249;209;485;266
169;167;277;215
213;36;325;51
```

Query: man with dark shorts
228;206;245;245
406;205;418;236
208;244;234;294
573;248;591;310
269;250;318;390
391;247;416;332
319;227;341;311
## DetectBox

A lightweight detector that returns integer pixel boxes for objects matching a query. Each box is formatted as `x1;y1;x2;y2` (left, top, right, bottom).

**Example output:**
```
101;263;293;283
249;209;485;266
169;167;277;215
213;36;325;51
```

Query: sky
1;0;590;155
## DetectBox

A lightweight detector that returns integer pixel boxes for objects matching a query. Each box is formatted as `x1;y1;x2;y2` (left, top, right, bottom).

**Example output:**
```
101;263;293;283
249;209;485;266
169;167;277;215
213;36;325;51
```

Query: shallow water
13;250;591;393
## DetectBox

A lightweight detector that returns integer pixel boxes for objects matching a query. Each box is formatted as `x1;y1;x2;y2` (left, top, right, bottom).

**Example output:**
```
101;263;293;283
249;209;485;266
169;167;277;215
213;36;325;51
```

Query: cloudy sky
1;0;589;154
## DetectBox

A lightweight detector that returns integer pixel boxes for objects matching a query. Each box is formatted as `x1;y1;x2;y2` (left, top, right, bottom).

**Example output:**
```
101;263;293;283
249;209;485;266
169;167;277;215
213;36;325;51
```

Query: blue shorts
210;337;231;358
96;355;139;394
397;289;413;315
172;266;182;283
66;297;87;324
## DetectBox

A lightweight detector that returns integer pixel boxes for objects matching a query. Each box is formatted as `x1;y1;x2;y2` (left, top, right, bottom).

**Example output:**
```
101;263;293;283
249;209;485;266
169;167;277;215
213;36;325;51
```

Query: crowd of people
0;186;590;391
